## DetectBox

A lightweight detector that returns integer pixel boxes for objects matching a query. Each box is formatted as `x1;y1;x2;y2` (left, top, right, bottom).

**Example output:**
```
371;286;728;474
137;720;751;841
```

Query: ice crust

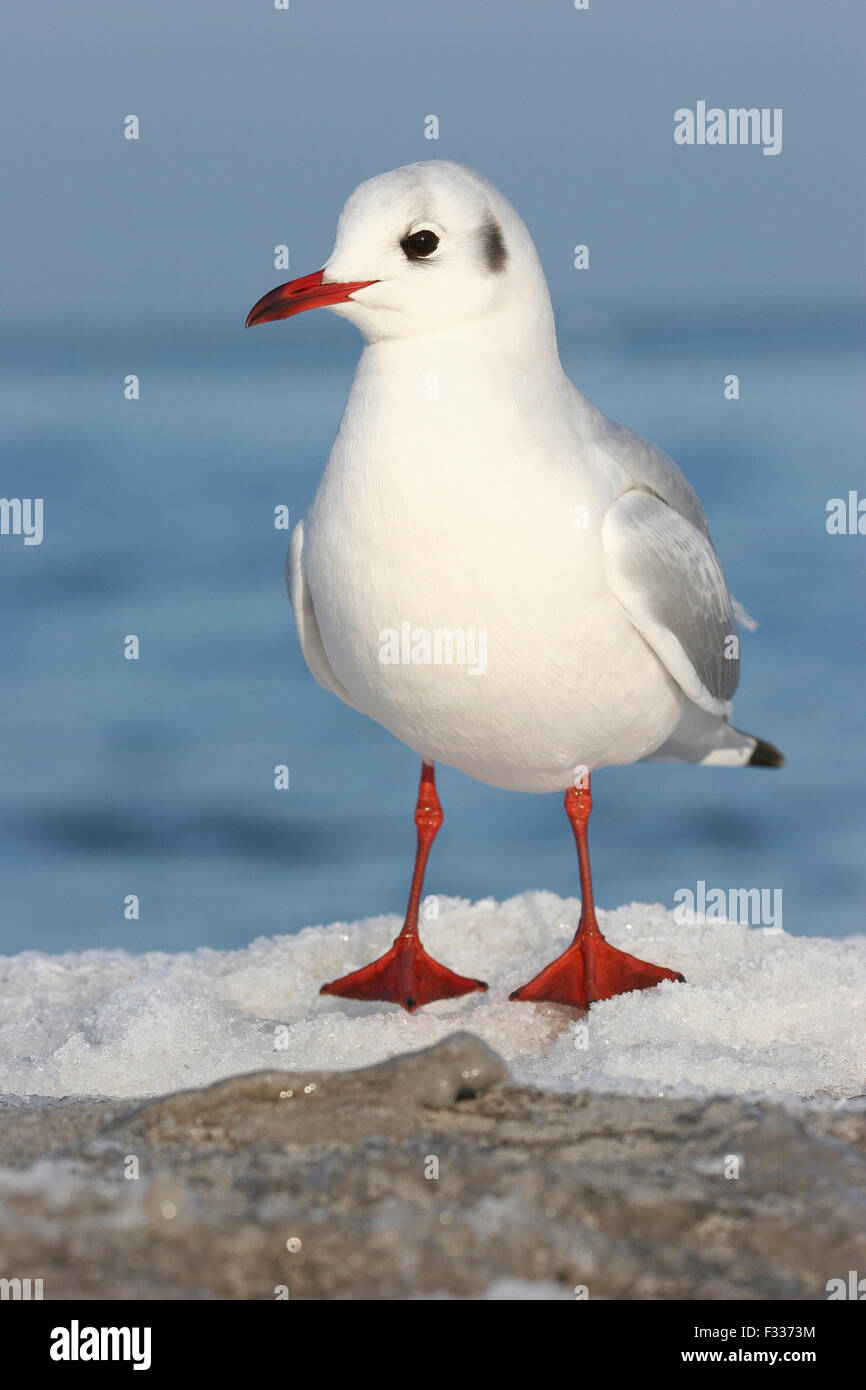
0;893;863;1102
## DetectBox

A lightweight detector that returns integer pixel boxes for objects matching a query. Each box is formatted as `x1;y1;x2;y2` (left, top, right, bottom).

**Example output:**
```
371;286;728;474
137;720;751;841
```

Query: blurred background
0;0;862;953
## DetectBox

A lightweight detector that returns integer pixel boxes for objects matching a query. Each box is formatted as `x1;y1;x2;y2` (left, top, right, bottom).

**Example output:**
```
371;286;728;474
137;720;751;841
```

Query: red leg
320;762;488;1013
510;775;684;1007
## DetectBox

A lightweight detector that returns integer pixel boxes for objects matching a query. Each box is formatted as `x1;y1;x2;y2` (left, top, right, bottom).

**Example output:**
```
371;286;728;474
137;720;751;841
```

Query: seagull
246;160;783;1014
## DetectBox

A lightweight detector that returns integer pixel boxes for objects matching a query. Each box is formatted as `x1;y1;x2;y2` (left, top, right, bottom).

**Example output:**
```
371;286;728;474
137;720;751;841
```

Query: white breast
300;337;683;792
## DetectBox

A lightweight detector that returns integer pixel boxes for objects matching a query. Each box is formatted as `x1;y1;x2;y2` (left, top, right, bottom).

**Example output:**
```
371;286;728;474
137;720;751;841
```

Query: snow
0;892;863;1103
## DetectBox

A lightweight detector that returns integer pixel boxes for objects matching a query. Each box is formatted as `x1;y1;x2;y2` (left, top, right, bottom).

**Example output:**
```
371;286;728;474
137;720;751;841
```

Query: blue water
1;309;863;953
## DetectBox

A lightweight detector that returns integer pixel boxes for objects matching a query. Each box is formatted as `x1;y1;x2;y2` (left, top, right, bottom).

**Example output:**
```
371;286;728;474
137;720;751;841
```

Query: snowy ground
1;892;863;1102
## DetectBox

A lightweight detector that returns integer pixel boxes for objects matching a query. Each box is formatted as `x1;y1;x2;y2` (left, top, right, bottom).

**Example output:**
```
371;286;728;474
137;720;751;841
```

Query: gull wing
287;521;360;710
601;488;739;716
599;417;711;536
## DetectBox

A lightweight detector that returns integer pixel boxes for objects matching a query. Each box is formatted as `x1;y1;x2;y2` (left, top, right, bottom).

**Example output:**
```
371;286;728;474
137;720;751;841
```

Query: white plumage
285;160;769;790
247;158;781;1012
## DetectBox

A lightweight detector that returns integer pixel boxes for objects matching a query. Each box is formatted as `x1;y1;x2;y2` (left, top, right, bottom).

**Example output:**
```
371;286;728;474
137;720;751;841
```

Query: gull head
246;160;553;344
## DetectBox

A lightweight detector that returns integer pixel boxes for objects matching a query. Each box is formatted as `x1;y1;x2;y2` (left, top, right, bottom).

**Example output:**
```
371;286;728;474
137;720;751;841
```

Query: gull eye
401;229;439;260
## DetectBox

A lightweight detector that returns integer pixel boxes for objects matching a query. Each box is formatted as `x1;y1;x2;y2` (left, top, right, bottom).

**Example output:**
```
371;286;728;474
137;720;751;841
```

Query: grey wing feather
598;415;755;629
601;489;739;715
600;418;711;536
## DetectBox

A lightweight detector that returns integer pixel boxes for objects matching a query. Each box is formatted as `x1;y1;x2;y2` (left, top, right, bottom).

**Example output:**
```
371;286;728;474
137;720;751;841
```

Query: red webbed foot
321;932;487;1013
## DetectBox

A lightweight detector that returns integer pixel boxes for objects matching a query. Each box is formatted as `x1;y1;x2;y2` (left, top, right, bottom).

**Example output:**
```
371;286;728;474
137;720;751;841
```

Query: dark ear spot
482;216;507;273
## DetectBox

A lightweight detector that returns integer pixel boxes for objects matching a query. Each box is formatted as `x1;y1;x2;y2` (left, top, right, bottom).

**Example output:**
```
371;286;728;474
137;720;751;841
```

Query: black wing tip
749;738;785;768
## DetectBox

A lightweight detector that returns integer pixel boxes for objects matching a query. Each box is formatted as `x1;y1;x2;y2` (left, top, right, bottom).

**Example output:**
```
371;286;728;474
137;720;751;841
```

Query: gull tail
643;703;785;768
746;736;785;768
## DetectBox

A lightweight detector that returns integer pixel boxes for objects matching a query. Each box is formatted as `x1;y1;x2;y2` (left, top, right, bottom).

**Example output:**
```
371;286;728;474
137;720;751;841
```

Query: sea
0;305;862;954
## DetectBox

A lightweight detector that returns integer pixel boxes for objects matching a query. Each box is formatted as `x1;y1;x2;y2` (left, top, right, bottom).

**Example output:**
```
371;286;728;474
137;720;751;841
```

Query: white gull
246;160;783;1013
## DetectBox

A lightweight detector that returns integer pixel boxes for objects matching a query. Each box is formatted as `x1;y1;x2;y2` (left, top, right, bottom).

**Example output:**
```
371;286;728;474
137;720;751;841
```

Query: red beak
245;269;377;328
